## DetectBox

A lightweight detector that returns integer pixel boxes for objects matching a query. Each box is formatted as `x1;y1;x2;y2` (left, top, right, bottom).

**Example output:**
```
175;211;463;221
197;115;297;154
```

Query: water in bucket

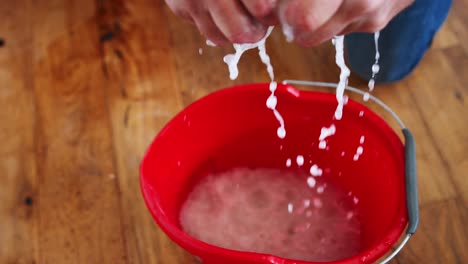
180;167;362;262
140;83;408;264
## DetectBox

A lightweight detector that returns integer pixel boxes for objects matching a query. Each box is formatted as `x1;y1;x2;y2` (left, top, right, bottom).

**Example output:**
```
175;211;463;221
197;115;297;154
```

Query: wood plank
30;0;127;263
404;49;468;204
446;1;468;54
432;17;459;51
96;0;196;263
0;1;37;263
0;0;467;263
395;198;468;263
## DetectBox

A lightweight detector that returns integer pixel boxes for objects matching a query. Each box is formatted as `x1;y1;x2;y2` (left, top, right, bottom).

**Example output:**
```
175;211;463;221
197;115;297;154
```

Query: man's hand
165;0;277;45
279;0;413;46
165;0;413;46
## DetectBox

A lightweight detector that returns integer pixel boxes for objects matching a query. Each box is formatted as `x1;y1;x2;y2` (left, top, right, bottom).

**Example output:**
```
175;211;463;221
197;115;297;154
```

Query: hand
165;0;278;45
165;0;414;47
279;0;414;46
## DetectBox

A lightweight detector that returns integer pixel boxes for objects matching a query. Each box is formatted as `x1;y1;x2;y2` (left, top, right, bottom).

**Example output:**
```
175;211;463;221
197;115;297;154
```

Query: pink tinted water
180;167;362;262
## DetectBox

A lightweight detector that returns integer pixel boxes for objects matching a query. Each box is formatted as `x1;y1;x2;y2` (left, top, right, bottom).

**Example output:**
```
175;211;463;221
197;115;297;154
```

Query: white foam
318;141;327;149
333;36;351;120
278;4;294;42
368;79;375;91
318;124;336;149
319;125;336;141
266;95;277;109
221;27;286;139
277;126;286;139
363;92;370;102
258;39;275;80
206;40;217;46
269;81;277;92
365;32;380;97
359;111;364;117
304;199;311;208
313;198;323;209
206;40;217;47
286;158;292;167
356;146;363;155
307;177;316;188
360;136;365;144
317;186;325;194
353;196;359;204
288;203;294;213
372;64;380;73
353;146;364;161
296;155;305;166
310;164;323;176
198;48;203;55
282;23;294;42
223;27;274;80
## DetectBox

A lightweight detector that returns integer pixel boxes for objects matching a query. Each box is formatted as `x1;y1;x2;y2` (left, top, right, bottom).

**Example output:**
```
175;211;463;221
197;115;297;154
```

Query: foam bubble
307;177;316;188
296;155;305;166
310;165;323;177
363;92;370;101
206;40;217;46
266;95;277;109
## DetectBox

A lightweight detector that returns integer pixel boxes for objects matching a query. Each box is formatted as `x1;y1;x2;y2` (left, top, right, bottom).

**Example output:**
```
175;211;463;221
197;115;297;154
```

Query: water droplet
277;127;286;138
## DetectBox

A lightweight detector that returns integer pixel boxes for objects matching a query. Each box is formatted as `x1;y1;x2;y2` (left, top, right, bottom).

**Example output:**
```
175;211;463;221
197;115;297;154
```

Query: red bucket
140;82;415;264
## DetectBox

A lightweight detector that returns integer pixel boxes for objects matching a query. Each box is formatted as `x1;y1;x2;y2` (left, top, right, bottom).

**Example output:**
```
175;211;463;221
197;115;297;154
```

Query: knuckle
294;11;320;33
165;0;194;20
362;17;388;32
355;0;381;14
227;29;263;43
250;0;276;18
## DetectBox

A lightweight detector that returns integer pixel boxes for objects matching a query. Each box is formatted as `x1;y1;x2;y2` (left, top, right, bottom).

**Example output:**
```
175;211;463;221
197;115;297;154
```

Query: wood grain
0;1;37;263
0;0;467;263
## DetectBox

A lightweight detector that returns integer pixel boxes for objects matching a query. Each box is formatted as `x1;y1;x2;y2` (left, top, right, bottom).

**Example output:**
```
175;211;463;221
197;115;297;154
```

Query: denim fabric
345;0;453;83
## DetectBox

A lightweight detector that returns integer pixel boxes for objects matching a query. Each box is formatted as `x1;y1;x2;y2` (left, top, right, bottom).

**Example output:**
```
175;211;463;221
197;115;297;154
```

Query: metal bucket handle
282;80;419;264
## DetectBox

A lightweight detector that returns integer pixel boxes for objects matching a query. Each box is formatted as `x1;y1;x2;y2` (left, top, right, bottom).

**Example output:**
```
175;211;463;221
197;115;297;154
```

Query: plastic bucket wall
140;83;407;264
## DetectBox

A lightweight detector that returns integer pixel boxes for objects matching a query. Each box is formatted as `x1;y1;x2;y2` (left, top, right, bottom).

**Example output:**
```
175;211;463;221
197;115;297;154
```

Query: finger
207;0;268;43
283;0;342;43
339;0;399;34
295;2;353;47
296;20;350;47
338;19;365;35
165;0;195;23
193;12;230;45
346;8;391;33
240;0;279;25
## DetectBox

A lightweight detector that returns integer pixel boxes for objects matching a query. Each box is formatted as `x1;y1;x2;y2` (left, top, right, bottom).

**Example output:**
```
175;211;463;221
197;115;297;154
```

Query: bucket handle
282;80;419;263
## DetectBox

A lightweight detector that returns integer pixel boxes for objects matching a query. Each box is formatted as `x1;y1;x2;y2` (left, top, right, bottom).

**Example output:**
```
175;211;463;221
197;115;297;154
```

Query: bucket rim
140;82;409;264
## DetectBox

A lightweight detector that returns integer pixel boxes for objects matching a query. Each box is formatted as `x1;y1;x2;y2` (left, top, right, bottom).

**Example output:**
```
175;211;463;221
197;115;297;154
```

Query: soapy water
180;167;362;262
184;31;384;261
296;155;305;166
318;124;336;150
220;30;375;160
353;136;365;161
223;27;286;139
364;32;381;102
332;36;350;121
313;36;349;153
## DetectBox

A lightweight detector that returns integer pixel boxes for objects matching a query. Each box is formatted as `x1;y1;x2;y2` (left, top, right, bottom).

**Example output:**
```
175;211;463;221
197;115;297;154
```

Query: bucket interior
140;83;407;263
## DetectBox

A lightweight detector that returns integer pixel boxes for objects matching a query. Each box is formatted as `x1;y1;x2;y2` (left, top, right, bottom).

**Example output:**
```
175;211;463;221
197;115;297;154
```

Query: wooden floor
1;0;467;263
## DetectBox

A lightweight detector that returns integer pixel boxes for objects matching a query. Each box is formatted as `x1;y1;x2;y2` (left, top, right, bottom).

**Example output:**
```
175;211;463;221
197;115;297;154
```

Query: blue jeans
345;0;453;83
